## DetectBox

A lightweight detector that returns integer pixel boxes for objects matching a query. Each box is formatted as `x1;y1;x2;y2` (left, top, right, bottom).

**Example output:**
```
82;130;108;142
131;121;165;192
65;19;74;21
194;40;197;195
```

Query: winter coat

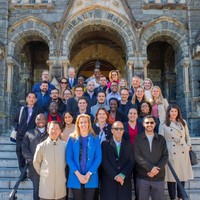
33;137;67;199
159;121;194;182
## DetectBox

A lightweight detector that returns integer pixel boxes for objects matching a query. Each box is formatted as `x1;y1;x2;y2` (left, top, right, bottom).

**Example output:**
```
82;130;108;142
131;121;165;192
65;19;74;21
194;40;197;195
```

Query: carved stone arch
61;8;137;59
140;17;189;57
7;17;57;57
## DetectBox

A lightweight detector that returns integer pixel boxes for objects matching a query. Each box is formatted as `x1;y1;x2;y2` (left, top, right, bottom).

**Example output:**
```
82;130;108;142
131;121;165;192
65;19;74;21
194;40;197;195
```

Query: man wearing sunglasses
101;121;134;200
133;115;168;200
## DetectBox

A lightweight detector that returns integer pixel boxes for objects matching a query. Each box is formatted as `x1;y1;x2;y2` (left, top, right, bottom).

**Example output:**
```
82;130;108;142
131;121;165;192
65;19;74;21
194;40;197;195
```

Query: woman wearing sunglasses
59;77;69;100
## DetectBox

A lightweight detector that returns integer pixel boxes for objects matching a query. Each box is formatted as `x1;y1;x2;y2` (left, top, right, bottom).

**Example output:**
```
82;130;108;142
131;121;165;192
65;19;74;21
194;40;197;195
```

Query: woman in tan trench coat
33;121;67;200
159;104;193;200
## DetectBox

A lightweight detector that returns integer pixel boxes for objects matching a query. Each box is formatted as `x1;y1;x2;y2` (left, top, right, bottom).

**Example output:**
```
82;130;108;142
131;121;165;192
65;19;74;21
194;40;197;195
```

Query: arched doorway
77;59;115;79
147;41;176;104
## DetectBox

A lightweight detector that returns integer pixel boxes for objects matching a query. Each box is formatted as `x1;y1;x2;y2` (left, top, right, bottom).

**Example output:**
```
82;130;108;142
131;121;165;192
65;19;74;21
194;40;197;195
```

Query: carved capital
61;59;70;67
46;59;55;67
127;60;134;67
0;46;5;60
181;59;190;68
6;60;14;68
192;43;200;60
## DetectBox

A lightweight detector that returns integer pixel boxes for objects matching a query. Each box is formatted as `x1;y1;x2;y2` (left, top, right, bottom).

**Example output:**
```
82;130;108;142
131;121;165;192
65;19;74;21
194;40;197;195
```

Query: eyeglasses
61;82;68;84
144;122;155;125
112;128;124;131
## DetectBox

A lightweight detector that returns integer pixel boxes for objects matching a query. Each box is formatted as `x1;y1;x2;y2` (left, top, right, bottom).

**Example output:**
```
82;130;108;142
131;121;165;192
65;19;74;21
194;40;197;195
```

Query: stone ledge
9;3;55;10
143;3;187;10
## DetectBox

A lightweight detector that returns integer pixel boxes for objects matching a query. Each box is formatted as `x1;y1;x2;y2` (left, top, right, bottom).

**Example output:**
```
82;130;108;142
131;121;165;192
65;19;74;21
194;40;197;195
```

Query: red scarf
47;113;61;122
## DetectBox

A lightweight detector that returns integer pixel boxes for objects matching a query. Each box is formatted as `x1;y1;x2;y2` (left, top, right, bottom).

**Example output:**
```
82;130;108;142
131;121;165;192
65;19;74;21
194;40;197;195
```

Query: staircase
0;136;200;200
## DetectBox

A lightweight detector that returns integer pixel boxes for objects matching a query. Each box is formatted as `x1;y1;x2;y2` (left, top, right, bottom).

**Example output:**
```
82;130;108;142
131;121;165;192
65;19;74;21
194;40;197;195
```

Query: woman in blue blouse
66;114;102;200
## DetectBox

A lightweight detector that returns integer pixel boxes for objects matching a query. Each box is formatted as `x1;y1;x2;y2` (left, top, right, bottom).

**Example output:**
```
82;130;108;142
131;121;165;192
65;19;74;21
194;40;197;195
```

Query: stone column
142;59;150;79
62;59;70;78
181;59;190;96
6;60;14;92
46;59;54;77
126;61;134;88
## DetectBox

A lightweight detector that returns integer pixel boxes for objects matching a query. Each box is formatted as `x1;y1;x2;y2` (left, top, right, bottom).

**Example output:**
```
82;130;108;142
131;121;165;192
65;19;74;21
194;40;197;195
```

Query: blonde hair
150;86;164;105
108;70;120;82
71;114;95;140
143;78;154;90
131;87;147;104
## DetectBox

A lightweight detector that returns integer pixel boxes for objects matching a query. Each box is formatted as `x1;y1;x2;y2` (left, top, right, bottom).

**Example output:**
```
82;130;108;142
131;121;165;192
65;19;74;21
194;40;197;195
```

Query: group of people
12;67;194;200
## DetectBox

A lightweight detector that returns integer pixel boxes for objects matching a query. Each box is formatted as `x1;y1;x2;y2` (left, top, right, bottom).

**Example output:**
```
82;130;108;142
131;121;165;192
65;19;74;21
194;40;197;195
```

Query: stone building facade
0;0;199;135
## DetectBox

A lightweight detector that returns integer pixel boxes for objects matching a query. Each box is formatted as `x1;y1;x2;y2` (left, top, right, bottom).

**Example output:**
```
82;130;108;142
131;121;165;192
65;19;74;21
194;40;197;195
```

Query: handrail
167;161;188;200
9;163;29;200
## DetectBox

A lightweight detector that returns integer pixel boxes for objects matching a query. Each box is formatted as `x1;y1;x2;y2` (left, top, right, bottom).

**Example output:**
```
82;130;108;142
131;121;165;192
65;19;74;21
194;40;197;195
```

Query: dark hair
78;96;88;103
47;121;62;130
97;91;106;97
143;115;156;123
61;111;74;129
41;80;49;85
59;77;68;84
94;108;109;123
165;104;186;127
139;101;152;115
109;97;119;107
26;92;37;98
50;88;59;94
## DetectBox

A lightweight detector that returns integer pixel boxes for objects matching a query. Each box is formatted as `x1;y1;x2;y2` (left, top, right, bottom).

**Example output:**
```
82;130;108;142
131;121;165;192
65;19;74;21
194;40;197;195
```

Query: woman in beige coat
33;121;67;200
159;104;193;200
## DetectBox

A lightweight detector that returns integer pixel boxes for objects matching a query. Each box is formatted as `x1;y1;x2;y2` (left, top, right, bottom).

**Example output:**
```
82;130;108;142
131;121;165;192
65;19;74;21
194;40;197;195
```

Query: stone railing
143;0;187;9
9;0;54;9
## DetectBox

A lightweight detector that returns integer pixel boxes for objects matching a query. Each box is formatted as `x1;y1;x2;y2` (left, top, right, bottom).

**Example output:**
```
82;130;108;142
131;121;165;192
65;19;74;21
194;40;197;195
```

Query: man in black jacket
22;113;48;200
134;115;168;200
13;92;43;181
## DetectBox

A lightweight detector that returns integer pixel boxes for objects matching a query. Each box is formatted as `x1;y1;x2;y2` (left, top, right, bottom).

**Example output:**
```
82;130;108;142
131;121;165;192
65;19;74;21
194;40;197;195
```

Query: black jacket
66;97;78;114
83;91;97;108
117;101;136;122
92;123;112;140
13;104;43;139
133;132;168;181
22;128;48;164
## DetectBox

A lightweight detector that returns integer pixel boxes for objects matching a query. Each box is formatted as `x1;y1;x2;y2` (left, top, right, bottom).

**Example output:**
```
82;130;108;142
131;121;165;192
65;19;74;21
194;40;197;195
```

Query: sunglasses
144;122;155;125
61;82;68;84
112;128;124;131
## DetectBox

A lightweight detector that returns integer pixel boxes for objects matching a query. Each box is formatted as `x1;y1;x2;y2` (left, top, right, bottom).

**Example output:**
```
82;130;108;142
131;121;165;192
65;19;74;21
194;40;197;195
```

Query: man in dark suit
13;92;43;181
101;121;134;200
22;113;48;200
67;66;77;89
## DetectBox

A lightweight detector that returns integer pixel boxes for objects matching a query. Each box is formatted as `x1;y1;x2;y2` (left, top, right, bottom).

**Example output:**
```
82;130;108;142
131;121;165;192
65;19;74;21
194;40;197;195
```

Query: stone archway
140;17;190;117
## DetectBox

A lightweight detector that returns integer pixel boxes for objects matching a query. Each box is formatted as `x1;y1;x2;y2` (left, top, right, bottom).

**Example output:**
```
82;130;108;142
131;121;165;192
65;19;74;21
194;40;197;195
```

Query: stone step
0;168;20;178
0;144;16;151
0;151;17;159
0;159;18;168
0;178;32;189
0;189;33;200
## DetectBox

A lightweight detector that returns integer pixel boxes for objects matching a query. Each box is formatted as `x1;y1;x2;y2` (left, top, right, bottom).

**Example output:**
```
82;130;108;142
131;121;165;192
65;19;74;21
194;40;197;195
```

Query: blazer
68;78;77;89
13;104;44;139
101;138;134;200
66;134;102;189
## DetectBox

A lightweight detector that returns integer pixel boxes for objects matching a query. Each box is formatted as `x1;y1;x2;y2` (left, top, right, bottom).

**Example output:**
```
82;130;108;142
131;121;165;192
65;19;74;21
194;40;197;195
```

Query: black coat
123;121;144;141
83;91;97;108
66;97;78;114
133;132;168;181
13;104;44;139
101;138;135;200
92;123;112;140
117;101;136;122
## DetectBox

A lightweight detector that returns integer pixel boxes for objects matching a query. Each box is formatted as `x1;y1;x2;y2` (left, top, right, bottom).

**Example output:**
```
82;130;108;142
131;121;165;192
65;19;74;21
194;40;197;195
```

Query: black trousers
16;139;27;178
167;181;185;199
72;185;96;200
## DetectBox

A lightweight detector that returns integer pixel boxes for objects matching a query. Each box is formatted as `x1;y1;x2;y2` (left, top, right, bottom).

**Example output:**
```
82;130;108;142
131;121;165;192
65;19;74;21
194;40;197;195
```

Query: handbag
10;106;24;143
189;149;199;166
